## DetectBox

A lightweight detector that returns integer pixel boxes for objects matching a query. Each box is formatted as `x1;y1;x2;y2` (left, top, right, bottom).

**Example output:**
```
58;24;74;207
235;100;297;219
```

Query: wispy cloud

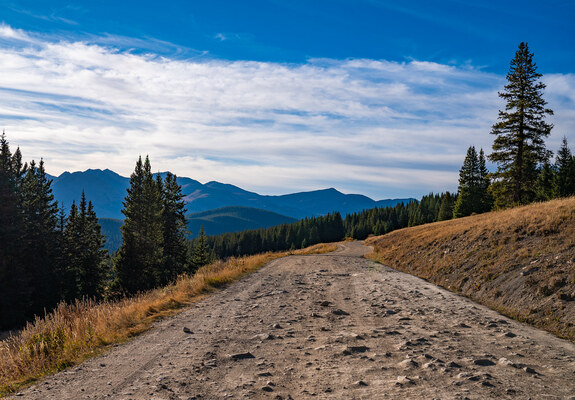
0;25;572;198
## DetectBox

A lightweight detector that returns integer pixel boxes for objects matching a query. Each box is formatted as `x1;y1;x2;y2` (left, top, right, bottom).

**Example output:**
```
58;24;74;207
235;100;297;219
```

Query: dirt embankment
366;197;575;341
9;241;575;399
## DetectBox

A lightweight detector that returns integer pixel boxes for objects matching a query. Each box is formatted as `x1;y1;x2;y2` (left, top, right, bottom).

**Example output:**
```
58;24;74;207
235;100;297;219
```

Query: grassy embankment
366;197;575;341
0;243;337;396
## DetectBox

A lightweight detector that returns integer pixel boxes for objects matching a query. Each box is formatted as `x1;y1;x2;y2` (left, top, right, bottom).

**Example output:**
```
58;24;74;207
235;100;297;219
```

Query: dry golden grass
0;242;338;396
366;197;575;341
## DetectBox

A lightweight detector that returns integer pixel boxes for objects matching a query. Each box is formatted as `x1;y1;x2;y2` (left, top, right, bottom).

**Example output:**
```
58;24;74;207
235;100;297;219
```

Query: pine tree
535;161;555;201
62;200;80;301
437;192;455;221
20;159;61;316
453;147;492;217
489;42;553;207
191;226;210;270
477;149;493;212
65;193;107;298
554;137;575;198
159;172;189;285
114;156;163;294
0;133;28;328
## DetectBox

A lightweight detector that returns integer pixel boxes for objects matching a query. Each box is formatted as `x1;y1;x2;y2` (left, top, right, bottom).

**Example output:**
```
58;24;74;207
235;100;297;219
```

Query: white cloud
0;25;572;199
0;23;30;41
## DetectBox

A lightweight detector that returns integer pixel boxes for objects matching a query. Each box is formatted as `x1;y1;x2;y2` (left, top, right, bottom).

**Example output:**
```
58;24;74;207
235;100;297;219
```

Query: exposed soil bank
367;197;575;341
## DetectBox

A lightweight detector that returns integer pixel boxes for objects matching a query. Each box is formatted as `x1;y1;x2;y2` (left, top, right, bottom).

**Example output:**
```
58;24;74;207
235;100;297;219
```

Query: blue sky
0;0;574;199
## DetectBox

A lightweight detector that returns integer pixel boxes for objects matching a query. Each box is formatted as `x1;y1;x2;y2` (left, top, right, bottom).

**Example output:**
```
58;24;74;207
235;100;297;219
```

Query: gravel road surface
12;242;575;399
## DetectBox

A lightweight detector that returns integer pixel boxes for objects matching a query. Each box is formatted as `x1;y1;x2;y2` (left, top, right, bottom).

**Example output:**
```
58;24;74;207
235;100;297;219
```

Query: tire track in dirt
11;242;575;399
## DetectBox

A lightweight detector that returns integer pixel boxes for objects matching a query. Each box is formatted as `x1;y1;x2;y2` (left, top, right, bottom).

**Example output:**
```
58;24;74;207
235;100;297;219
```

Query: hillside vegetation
366;197;575;340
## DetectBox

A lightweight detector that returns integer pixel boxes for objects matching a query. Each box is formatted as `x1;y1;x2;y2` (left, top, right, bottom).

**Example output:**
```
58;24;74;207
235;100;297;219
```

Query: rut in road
11;242;575;399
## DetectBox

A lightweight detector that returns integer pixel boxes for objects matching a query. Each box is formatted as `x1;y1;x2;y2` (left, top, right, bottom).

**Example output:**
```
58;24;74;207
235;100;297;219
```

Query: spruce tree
489;42;553;207
453;146;491;217
477;149;493;212
0;134;28;328
82;199;107;297
535;161;555;201
20;159;61;316
191;226;210;271
62;200;80;301
437;192;455;221
64;193;107;299
114;156;163;294
554;136;574;197
159;172;189;285
453;146;479;218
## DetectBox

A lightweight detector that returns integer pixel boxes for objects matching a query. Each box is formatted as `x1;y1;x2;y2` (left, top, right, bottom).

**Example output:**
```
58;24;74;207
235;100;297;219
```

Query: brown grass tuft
0;243;338;396
366;197;575;341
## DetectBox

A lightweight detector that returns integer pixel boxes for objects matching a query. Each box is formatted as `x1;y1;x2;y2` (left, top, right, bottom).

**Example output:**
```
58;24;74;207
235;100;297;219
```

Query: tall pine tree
20;159;61;317
535;161;556;201
63;192;107;299
453;146;491;217
437;192;456;221
489;42;553;207
0;134;28;328
114;156;164;294
159;172;189;285
554;136;575;198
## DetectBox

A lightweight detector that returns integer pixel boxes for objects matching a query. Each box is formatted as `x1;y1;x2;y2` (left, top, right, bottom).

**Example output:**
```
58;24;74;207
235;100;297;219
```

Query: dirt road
12;242;575;399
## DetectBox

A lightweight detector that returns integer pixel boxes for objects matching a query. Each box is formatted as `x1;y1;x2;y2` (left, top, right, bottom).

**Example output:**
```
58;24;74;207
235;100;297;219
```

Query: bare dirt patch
10;242;575;399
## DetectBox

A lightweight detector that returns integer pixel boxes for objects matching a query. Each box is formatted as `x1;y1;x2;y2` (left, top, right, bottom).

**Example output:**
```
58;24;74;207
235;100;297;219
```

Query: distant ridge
100;206;297;252
50;169;414;220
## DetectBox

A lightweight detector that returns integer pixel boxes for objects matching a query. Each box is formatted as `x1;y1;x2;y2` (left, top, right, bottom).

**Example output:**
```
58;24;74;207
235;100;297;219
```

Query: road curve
11;241;575;399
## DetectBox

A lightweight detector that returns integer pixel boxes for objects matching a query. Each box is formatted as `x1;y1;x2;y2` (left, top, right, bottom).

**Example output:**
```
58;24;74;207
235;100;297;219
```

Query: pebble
342;346;369;355
230;352;255;360
396;376;415;385
398;359;419;369
498;357;516;367
252;333;275;341
473;359;495;366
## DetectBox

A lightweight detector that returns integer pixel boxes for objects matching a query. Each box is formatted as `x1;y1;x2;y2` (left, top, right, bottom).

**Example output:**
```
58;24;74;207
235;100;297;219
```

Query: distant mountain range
100;206;298;252
50;169;414;220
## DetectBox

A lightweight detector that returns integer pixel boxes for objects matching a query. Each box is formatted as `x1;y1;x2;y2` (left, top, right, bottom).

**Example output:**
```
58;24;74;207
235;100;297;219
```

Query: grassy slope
366;197;575;341
0;243;337;396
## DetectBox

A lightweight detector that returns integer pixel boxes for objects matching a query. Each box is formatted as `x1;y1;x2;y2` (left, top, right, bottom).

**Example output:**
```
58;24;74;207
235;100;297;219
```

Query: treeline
198;191;462;254
452;139;575;218
344;134;575;241
343;192;456;240
197;212;345;259
0;134;107;329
